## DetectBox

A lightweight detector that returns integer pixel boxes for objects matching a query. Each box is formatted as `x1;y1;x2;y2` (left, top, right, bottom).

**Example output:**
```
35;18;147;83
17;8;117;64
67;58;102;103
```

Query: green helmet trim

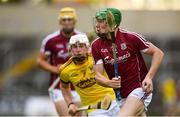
95;8;122;26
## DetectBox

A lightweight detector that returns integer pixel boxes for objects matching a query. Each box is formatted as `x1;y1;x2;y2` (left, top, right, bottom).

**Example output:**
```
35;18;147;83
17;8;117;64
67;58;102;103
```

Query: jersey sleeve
91;40;103;64
128;32;150;53
40;37;51;56
60;69;70;84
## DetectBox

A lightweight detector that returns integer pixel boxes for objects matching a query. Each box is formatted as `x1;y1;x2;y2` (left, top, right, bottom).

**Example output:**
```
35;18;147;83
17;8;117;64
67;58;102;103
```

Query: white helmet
69;34;89;47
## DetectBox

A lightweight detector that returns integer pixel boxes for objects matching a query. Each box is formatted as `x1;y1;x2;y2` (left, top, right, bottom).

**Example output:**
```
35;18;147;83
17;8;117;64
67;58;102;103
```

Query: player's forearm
61;85;73;105
147;49;164;79
95;73;112;88
94;64;111;87
37;58;58;74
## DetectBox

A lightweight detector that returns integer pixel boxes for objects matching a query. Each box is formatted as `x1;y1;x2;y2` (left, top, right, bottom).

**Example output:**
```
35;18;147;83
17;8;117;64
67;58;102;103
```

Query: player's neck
61;30;74;38
76;60;87;65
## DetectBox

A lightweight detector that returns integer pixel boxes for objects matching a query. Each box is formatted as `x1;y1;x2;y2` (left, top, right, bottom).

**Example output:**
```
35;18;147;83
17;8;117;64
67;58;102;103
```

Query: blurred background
0;0;180;116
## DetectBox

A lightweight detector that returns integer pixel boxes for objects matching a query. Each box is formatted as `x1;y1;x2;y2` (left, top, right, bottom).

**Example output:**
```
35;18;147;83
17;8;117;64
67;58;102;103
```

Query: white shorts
119;87;152;110
24;96;58;116
49;89;81;103
88;100;120;117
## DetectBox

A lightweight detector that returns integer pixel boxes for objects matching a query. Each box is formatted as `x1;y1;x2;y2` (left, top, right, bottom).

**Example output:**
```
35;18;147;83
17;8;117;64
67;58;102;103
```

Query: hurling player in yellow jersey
59;34;119;116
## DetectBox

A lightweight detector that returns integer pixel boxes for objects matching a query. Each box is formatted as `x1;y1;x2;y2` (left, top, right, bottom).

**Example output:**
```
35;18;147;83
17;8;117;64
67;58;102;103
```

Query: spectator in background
162;77;176;115
162;76;180;115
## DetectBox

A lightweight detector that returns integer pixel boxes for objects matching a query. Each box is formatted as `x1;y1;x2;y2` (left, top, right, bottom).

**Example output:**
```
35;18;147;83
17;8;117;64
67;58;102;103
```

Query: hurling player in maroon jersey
91;8;164;116
37;7;82;116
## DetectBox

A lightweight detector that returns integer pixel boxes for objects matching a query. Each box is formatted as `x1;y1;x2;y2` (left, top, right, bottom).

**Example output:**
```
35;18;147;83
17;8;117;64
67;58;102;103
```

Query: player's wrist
68;102;74;108
106;80;114;88
51;66;59;74
145;73;154;80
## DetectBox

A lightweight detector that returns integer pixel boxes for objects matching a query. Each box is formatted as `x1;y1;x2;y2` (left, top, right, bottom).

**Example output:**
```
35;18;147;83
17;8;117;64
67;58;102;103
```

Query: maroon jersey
40;30;82;89
91;28;150;98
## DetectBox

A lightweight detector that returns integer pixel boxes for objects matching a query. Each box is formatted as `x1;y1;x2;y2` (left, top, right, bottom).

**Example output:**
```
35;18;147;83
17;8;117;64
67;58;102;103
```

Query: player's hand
107;76;121;88
52;66;59;74
68;103;78;116
142;76;153;94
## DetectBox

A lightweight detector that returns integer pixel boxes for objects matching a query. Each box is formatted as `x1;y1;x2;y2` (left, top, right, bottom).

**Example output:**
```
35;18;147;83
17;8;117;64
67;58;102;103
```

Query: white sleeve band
45;51;51;56
40;42;46;53
96;59;103;64
140;48;149;53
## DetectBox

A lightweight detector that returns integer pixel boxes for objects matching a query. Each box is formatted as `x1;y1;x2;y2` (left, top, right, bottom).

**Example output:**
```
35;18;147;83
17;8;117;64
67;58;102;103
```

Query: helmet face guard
94;8;122;39
72;54;87;63
69;34;89;63
58;7;77;35
70;43;88;63
93;17;109;39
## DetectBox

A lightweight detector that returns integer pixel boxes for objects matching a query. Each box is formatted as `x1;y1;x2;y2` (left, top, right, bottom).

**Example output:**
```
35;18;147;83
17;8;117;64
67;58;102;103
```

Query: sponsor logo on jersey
104;51;131;65
76;77;96;89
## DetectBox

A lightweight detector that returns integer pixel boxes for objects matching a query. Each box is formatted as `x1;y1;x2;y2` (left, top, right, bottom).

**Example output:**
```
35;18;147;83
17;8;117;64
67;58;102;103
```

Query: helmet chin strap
72;55;87;64
97;32;111;40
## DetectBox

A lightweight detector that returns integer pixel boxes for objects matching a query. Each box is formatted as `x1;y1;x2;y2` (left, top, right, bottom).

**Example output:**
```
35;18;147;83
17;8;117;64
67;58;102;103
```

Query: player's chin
75;54;84;57
97;33;108;39
62;27;74;33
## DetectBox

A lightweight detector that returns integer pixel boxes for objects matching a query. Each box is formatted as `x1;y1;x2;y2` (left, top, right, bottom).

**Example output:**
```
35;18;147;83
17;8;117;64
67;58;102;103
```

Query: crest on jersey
120;43;127;50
